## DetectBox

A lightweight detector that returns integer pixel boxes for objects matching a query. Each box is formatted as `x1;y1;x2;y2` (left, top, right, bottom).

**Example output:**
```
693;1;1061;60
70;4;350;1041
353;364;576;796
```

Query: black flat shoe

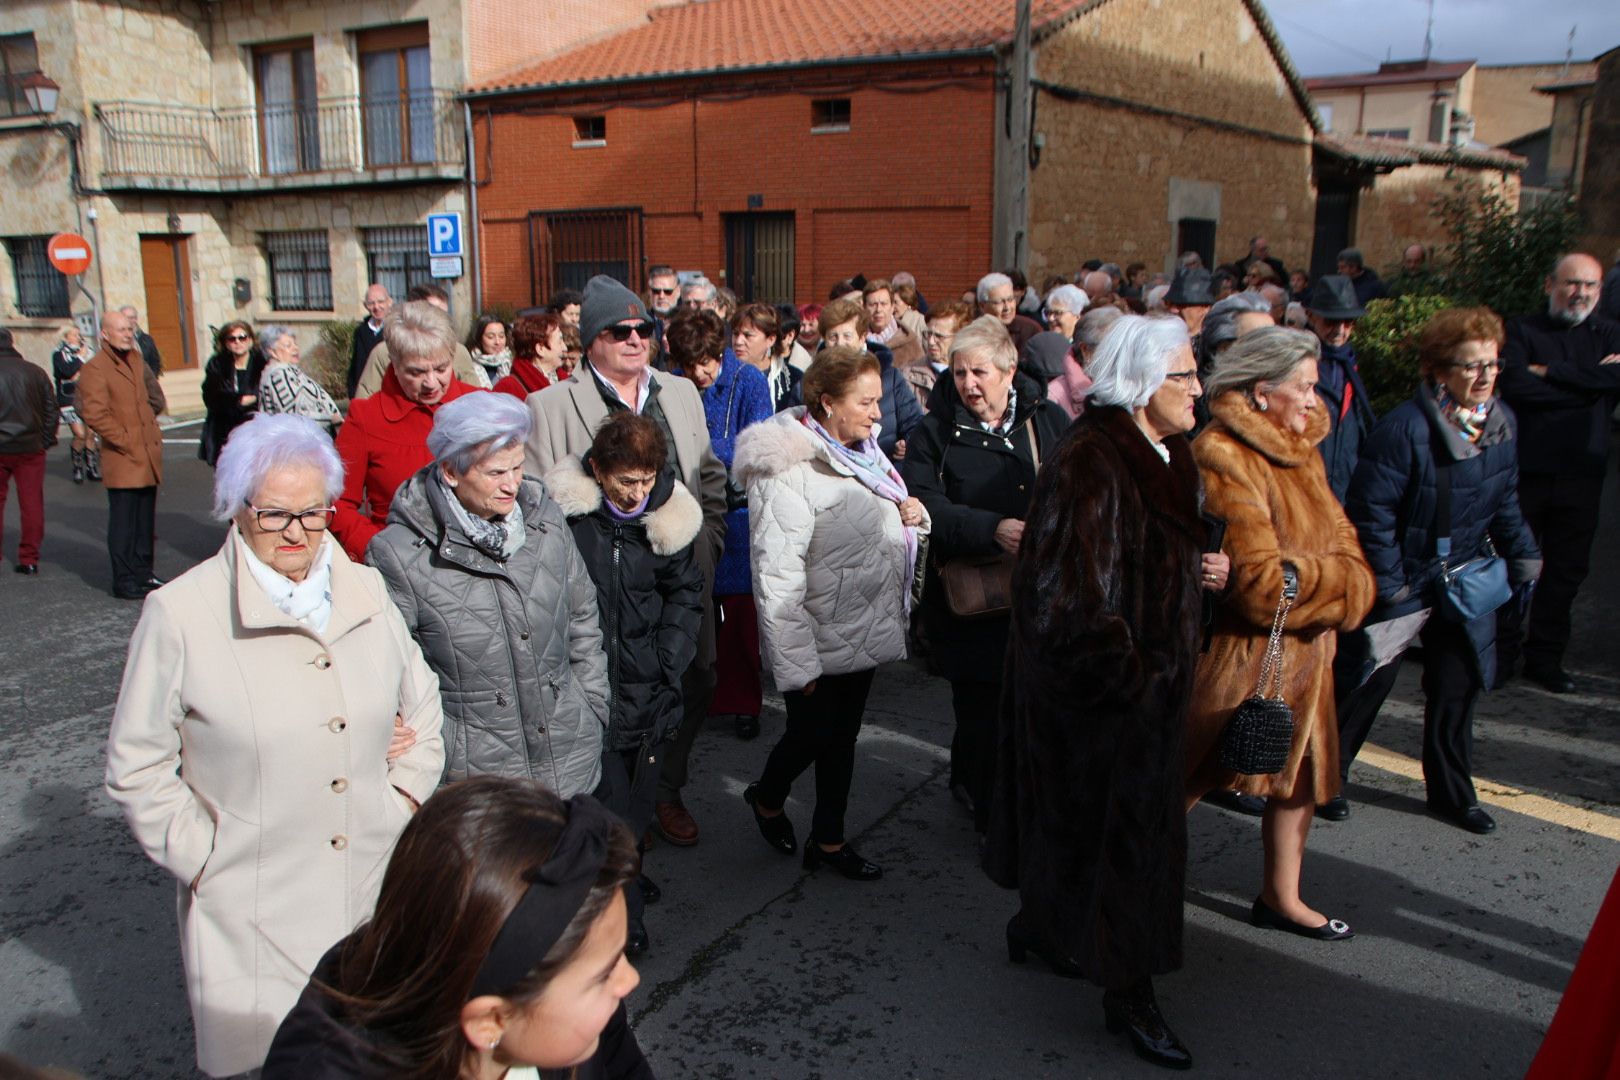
1316;795;1350;821
1204;788;1267;816
1431;803;1496;835
1103;989;1192;1071
1005;914;1085;979
146;575;168;588
1524;664;1576;694
1250;897;1354;940
743;783;797;854
13;564;38;575
625;918;649;956
802;842;882;880
637;873;661;905
735;714;760;740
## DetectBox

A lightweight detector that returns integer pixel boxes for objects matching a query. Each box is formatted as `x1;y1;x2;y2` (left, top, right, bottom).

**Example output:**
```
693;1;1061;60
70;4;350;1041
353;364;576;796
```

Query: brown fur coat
1185;392;1375;802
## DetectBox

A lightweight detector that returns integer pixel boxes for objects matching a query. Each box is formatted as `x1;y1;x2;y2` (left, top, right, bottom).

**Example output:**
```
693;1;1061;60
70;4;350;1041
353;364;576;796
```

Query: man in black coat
346;283;392;398
1336;248;1388;306
1306;276;1376;502
1233;235;1287;284
1496;252;1620;692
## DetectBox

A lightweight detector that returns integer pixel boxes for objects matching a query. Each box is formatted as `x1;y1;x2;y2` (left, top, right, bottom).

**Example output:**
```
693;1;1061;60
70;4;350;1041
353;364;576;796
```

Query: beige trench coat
104;528;445;1077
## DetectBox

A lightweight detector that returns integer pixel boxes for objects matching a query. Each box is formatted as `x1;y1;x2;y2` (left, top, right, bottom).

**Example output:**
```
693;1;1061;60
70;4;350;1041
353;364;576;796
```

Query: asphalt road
1;429;1616;1079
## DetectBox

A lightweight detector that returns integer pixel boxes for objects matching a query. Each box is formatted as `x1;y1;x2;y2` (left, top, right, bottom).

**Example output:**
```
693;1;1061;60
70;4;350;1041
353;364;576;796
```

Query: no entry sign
47;232;92;276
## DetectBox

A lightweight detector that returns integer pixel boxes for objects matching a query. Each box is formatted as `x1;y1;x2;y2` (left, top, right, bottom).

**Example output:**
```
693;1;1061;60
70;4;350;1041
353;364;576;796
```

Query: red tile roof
1305;60;1475;92
1317;132;1524;172
470;0;1086;94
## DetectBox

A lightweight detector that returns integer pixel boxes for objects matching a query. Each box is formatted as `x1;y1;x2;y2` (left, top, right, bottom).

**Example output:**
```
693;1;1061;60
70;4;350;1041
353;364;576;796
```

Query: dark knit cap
579;275;650;347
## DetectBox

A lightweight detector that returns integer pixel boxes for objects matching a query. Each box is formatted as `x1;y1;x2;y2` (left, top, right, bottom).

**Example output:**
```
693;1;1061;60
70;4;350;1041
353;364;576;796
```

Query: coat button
330;778;348;793
520;631;530;640
328;717;347;733
330;835;348;851
314;654;331;669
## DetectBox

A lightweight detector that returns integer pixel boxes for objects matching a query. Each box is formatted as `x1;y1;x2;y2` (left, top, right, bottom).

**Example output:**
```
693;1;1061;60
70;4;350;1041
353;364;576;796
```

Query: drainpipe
463;100;482;312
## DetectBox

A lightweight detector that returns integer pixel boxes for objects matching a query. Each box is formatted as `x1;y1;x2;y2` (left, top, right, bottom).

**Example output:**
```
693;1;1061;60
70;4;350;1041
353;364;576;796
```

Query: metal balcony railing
94;91;464;190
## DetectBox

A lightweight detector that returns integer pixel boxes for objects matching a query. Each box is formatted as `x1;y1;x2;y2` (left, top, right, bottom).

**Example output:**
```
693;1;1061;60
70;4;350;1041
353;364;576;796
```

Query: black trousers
949;679;1000;832
754;668;876;846
655;662;714;802
107;486;157;594
595;743;662;924
1336;616;1482;811
1502;471;1605;671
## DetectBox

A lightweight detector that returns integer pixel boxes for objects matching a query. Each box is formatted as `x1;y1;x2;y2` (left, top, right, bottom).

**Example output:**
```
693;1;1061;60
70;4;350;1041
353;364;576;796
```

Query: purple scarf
802;414;921;615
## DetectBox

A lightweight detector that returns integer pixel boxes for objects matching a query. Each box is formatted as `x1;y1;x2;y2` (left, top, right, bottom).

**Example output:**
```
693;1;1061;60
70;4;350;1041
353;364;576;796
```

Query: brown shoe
654;800;699;846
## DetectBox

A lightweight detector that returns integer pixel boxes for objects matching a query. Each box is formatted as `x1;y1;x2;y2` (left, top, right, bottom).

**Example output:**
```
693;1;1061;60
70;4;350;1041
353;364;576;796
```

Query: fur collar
1085;405;1203;533
1206;389;1331;466
732;408;847;484
543;455;703;556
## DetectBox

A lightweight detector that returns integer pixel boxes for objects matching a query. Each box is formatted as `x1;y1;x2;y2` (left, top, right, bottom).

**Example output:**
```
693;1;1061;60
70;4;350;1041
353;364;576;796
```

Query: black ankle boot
802;842;882;880
743;783;797;854
1103;982;1192;1071
86;449;101;481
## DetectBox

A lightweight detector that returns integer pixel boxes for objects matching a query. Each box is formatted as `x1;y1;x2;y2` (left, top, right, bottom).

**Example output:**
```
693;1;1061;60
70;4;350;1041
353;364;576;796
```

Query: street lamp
20;72;60;117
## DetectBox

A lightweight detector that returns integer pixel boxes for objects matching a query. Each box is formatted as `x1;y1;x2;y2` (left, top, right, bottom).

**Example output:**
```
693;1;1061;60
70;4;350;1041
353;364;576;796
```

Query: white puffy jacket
732;408;930;692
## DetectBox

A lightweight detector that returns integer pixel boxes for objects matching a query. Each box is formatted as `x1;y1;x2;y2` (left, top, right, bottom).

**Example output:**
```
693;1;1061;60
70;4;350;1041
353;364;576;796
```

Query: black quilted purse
1217;564;1298;776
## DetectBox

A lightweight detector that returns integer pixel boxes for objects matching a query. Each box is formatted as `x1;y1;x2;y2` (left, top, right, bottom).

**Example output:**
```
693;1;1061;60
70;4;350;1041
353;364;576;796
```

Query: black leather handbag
1218;565;1298;776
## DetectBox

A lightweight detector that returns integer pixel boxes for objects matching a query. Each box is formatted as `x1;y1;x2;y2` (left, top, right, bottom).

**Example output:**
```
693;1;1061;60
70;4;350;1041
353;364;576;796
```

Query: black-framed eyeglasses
1164;370;1202;385
247;505;335;533
603;321;655;343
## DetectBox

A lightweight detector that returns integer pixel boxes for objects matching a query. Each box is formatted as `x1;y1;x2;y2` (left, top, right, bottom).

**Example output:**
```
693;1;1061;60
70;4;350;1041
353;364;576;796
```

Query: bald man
1496;253;1620;692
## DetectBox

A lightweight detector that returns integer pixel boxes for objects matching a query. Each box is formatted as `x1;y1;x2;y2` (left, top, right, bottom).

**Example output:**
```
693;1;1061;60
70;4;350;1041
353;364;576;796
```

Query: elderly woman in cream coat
105;414;444;1079
732;345;930;883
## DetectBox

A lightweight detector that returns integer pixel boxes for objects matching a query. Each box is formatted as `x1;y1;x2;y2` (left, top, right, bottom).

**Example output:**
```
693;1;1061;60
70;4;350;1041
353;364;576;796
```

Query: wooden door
139;235;195;371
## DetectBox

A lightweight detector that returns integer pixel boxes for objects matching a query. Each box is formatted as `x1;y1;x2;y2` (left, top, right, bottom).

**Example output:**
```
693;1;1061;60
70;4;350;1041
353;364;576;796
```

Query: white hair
1201;292;1273;352
1084;315;1190;409
949;315;1018;373
1145;284;1170;311
1043;284;1090;317
681;276;716;302
385;301;456;366
212;414;343;523
428;391;532;476
976;272;1013;302
1077;306;1125;351
258;324;294;356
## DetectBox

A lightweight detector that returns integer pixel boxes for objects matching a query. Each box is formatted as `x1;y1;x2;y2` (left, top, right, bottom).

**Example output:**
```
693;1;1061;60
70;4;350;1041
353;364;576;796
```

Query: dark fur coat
983;404;1206;988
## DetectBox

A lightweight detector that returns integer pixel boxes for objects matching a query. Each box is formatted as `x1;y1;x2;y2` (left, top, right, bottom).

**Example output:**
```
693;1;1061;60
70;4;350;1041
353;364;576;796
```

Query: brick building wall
471;74;997;307
1027;0;1317;277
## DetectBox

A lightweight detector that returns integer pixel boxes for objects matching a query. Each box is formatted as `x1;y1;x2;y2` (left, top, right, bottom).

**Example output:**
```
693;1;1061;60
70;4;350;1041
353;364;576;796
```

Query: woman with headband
263;777;653;1079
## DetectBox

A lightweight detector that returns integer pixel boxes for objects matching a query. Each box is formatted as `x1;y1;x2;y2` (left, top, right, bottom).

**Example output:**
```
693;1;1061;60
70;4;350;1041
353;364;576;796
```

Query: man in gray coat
525;274;728;846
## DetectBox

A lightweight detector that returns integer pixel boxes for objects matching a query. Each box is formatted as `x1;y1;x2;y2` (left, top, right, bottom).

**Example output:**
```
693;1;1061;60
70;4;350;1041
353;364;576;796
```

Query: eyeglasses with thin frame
1451;360;1502;377
1164;370;1202;386
602;321;655;343
247;505;336;533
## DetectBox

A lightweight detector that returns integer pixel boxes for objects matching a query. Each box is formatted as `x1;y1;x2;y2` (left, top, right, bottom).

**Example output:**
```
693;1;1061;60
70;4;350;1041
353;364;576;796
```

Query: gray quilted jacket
367;468;610;796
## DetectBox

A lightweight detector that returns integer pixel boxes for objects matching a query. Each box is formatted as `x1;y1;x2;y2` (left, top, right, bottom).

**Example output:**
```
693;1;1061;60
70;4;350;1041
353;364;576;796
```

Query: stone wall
1577;50;1620;263
1028;0;1317;278
1352;164;1520;278
1474;63;1595;147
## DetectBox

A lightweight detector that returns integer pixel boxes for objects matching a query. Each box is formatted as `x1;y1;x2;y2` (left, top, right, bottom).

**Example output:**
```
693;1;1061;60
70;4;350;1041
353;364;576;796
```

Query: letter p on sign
427;213;462;257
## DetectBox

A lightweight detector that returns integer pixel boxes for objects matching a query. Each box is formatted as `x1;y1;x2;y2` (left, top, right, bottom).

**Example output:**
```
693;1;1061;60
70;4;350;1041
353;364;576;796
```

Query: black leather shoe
1204;788;1267;816
1316;795;1350;822
637;873;661;905
112;582;155;600
625;918;649;956
802;842;882;880
1103;987;1192;1071
735;714;760;740
146;575;168;589
1006;914;1085;978
1524;664;1576;694
1432;803;1496;835
13;563;38;575
1250;897;1354;940
743;783;797;854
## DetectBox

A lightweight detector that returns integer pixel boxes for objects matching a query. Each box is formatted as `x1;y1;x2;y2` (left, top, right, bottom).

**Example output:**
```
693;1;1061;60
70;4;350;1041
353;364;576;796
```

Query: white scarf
242;530;335;634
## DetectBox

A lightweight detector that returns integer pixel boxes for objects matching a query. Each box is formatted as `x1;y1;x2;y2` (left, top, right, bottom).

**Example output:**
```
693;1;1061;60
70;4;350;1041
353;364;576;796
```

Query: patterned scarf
437;472;526;560
802;413;920;615
1433;381;1492;444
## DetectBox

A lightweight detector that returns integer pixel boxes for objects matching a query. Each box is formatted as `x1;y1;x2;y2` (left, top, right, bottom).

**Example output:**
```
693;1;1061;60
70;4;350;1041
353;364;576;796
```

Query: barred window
264;231;332;311
363;226;432;301
4;236;70;317
0;33;42;120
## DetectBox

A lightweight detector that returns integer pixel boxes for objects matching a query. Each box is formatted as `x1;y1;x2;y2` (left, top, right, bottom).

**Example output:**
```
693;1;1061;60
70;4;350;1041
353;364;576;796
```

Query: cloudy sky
1265;0;1620;76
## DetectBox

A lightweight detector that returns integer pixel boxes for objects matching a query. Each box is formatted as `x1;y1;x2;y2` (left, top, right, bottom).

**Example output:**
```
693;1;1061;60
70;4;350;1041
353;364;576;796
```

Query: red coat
332;369;481;561
1526;864;1620;1080
492;358;551;400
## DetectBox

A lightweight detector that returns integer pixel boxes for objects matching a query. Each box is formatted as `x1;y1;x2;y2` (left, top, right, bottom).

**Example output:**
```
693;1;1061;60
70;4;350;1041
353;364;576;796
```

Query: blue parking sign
427;213;463;257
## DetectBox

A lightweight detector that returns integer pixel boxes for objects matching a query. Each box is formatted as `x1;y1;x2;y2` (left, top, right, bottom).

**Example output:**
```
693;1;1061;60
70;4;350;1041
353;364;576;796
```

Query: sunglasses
650;286;677;295
602;321;655;343
225;334;251;342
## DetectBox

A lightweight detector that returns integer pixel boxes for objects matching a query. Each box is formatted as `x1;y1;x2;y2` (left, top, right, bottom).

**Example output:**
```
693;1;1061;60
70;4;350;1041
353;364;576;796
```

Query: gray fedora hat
1306;275;1366;320
1165;267;1215;306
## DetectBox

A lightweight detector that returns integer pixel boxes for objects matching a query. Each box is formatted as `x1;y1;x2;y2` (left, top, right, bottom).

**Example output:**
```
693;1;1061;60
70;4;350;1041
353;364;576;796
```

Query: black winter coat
901;370;1071;682
1497;311;1620;477
1343;387;1541;684
1315;340;1376;502
263;941;655;1080
547;455;706;751
983;405;1205;988
199;347;266;465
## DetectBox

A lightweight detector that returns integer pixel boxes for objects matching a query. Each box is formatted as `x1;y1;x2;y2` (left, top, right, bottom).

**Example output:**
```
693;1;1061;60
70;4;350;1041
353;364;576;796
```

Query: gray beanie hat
579;274;650;348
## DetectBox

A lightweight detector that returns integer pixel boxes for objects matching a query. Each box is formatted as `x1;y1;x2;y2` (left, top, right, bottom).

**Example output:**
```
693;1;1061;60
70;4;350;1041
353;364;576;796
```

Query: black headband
468;794;616;999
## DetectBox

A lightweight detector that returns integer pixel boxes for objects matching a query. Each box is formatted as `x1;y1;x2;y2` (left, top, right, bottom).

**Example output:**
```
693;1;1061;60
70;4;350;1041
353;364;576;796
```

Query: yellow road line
1357;742;1620;842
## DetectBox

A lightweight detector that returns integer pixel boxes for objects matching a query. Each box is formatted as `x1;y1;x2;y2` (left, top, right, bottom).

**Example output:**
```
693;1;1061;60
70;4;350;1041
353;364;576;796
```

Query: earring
488;1034;502;1051
1257;400;1268;412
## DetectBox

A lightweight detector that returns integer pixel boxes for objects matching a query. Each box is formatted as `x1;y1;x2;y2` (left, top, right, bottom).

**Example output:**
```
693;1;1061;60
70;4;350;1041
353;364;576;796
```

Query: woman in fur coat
1184;327;1376;942
984;316;1217;1072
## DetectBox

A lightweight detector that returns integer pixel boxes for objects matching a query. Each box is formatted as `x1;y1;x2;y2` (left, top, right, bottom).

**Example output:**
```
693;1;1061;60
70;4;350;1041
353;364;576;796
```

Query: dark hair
405;283;448;304
774;303;802;336
1003;268;1028;291
1081;259;1103;272
321;778;637;1080
861;278;893;300
733;302;781;350
511;313;562;361
548;289;583;313
827;278;858;301
646;264;675;280
590;411;668;476
665;309;726;370
465;315;508;354
214;319;254;352
802;346;880;421
1337;247;1365;270
818;297;869;337
1418;307;1505;377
